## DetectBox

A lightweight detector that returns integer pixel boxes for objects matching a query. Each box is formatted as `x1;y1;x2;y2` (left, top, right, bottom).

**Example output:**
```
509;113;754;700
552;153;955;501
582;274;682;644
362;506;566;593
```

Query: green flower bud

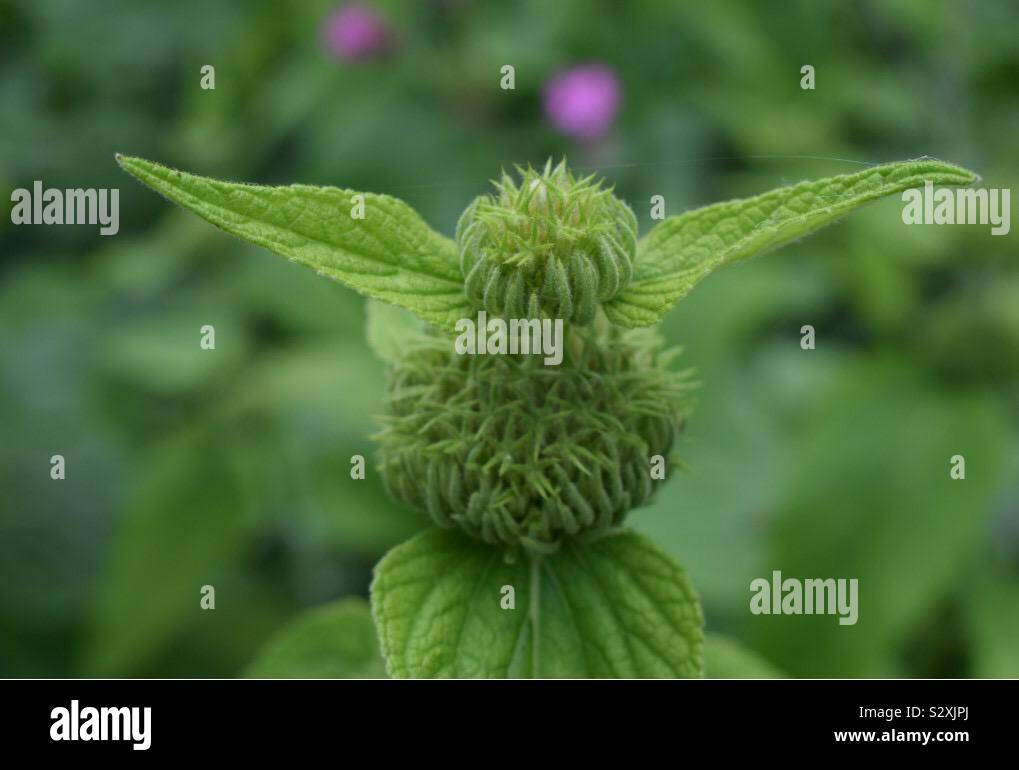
456;160;638;325
375;321;689;551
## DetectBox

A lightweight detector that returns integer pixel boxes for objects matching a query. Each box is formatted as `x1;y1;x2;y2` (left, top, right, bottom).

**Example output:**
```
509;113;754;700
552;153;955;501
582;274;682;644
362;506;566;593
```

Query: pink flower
322;4;392;62
543;64;621;141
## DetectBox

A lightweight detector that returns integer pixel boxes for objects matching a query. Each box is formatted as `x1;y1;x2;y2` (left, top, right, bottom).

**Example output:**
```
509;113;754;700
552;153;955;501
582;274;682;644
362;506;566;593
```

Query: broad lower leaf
245;598;386;678
371;528;703;678
703;633;783;678
605;159;978;327
116;155;472;329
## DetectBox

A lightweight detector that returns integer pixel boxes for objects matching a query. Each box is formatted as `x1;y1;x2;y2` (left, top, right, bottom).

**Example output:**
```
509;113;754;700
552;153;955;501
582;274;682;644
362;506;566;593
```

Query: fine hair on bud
456;159;638;325
375;319;691;552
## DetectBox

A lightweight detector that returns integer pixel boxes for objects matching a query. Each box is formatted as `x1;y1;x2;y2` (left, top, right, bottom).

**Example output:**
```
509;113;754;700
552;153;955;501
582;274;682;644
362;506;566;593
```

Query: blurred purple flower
323;4;392;62
542;64;620;141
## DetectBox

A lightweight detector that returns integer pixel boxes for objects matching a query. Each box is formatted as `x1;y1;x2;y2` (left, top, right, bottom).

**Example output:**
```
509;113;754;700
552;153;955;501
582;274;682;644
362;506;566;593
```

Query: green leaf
605;159;979;327
115;154;472;329
371;528;703;678
365;299;427;364
245;598;386;678
751;360;1004;676
96;305;248;395
703;633;783;678
81;428;249;675
966;569;1019;678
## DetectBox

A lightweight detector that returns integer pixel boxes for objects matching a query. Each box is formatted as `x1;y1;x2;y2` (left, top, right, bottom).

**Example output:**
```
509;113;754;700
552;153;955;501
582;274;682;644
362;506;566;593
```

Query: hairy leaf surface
371;528;703;678
605;159;978;326
117;155;471;328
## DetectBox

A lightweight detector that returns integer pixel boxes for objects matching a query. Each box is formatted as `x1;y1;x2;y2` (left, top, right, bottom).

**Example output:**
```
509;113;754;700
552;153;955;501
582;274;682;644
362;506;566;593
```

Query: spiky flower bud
376;321;689;552
456;160;638;325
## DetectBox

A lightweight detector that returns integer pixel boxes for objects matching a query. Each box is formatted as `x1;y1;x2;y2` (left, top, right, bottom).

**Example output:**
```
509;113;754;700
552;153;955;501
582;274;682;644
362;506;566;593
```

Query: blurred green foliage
1;0;1016;677
245;598;385;678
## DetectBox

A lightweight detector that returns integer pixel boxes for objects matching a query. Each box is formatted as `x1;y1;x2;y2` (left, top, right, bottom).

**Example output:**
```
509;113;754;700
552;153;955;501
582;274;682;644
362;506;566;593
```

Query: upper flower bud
456;160;637;325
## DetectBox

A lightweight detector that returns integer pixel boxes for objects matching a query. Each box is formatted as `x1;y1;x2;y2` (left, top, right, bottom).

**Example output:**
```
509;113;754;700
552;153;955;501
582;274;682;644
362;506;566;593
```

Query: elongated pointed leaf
371;528;703;678
116;155;471;329
605;159;978;327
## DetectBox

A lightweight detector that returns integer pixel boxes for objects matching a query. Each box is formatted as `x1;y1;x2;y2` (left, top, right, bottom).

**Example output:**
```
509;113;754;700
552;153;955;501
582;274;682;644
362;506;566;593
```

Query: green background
1;0;1017;677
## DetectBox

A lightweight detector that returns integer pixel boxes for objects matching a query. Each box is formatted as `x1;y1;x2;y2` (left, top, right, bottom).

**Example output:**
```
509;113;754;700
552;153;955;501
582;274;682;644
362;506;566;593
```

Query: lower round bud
375;324;689;551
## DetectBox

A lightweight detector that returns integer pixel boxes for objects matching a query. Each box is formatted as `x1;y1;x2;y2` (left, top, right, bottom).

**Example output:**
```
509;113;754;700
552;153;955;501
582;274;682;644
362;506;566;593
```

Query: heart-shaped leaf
371;528;704;678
